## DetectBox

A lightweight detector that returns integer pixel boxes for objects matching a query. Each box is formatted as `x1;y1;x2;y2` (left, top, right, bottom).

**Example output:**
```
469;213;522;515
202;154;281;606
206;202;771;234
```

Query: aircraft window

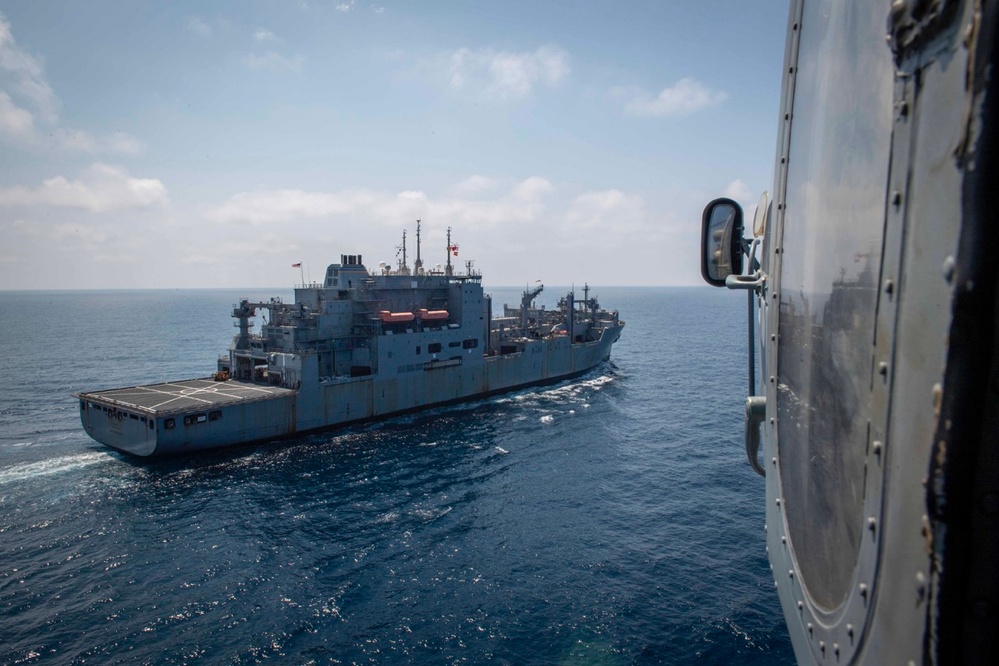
775;0;894;612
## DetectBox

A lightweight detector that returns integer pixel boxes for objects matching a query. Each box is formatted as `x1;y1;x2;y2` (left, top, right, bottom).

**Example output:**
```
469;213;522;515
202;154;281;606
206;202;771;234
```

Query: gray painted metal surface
77;244;624;457
701;0;999;662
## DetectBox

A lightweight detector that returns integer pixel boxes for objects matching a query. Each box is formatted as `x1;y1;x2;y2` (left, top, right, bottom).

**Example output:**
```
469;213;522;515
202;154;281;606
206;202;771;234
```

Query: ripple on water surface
0;288;791;664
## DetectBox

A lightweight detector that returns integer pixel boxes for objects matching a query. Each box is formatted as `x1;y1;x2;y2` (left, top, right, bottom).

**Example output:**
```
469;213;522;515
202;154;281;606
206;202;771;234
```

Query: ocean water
0;287;792;665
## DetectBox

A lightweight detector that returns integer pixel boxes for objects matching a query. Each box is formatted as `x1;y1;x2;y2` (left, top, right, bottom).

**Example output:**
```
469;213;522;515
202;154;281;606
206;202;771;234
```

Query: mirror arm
740;238;760;271
725;271;766;289
745;396;767;476
737;233;766;475
726;237;765;289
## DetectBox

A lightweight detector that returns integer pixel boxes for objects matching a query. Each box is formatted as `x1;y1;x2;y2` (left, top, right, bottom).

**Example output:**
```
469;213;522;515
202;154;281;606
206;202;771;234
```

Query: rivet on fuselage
942;256;955;283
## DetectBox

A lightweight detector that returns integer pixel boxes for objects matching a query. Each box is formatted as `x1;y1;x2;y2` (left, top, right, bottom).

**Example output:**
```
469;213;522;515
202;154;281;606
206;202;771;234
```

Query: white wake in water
0;451;109;487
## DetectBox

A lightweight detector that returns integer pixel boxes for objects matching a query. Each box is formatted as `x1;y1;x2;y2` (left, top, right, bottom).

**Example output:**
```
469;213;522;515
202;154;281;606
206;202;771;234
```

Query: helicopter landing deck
77;379;295;416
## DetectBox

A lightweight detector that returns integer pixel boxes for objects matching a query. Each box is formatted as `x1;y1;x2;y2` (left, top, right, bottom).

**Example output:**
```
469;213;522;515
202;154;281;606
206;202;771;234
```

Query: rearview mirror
700;198;744;287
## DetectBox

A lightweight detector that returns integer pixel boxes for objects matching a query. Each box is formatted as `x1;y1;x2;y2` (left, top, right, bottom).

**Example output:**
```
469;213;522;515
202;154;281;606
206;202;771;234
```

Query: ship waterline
77;237;624;456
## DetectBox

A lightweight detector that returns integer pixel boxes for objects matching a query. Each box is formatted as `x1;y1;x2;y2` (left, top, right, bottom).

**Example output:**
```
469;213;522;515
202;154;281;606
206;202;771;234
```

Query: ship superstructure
77;228;624;456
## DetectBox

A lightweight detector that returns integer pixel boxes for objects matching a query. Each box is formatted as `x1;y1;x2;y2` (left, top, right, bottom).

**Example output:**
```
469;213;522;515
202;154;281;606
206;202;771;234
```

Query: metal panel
764;1;896;663
759;0;983;663
776;0;894;610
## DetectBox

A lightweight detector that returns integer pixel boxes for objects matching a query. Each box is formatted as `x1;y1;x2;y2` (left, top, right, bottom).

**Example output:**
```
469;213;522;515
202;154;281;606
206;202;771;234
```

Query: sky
0;1;789;290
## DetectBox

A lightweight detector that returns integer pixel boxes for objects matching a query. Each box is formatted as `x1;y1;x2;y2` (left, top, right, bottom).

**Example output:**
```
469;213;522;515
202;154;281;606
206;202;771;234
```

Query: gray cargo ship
77;228;624;456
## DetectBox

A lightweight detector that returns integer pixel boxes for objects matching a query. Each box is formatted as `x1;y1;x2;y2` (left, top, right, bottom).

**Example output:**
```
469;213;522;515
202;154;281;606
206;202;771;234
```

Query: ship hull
78;325;622;457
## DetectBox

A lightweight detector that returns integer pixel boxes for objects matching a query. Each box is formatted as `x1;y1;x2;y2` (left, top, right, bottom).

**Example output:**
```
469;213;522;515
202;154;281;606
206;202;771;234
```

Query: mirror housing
700;198;745;287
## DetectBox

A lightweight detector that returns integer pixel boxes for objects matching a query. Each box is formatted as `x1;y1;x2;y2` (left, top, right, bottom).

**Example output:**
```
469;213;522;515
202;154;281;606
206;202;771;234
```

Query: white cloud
205;189;375;224
513;176;553;200
452;175;498;196
616;77;727;117
203;177;554;230
103;131;144;156
0;13;145;154
0;14;59;123
447;45;569;98
0;90;34;138
49;221;109;243
723;178;753;205
244;51;305;72
186;17;213;38
254;28;282;43
0;163;169;212
335;2;356;13
566;189;645;232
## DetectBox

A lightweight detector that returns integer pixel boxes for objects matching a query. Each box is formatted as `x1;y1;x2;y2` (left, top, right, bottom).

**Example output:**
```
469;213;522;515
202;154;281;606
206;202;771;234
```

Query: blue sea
0;287;792;665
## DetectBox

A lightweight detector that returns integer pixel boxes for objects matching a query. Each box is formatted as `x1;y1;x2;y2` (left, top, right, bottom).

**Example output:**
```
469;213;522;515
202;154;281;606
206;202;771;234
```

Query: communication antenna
399;229;408;271
414;219;423;275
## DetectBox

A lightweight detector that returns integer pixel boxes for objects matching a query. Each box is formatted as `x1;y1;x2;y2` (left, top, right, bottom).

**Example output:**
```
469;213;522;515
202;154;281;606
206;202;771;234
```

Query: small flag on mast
291;262;302;268
449;245;459;257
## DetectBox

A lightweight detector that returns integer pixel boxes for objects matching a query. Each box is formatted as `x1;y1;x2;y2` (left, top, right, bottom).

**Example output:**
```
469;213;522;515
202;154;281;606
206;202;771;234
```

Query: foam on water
0;452;108;487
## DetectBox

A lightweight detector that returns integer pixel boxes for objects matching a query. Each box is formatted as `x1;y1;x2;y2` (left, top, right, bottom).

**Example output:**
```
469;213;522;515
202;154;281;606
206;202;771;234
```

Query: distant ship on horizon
76;224;625;456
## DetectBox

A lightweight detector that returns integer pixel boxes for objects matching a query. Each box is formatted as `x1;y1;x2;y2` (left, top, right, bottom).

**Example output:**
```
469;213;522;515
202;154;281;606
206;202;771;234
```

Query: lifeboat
379;310;415;323
416;309;449;321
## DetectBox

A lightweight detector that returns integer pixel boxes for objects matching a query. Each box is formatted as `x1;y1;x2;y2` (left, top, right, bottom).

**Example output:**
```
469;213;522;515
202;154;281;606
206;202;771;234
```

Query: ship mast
414;219;423;275
445;226;453;276
397;229;409;274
